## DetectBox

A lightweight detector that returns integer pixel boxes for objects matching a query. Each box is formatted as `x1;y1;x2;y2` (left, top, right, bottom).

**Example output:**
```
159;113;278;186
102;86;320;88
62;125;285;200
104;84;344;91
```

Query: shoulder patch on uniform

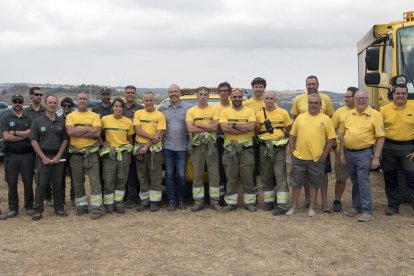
40;126;46;132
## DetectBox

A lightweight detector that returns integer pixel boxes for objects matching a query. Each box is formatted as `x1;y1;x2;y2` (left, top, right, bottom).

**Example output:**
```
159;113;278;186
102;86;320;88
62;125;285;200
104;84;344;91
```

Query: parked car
0;106;12;159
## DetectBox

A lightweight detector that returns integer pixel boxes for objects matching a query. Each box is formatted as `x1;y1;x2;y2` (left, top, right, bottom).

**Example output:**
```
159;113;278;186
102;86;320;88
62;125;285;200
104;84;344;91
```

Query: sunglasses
63;104;73;108
12;100;23;104
33;93;43;97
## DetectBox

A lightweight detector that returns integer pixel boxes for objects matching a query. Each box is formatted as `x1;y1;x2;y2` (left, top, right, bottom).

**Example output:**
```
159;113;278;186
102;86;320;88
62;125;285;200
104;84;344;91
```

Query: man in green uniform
30;95;69;220
123;85;144;208
0;94;34;220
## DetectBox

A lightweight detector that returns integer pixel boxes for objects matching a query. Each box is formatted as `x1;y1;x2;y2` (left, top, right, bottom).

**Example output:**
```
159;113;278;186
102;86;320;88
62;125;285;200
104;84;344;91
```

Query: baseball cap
11;94;24;102
100;88;111;95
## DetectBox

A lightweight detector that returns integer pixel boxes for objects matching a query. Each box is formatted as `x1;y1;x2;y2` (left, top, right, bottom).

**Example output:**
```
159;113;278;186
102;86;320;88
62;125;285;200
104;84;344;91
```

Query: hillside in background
0;83;345;111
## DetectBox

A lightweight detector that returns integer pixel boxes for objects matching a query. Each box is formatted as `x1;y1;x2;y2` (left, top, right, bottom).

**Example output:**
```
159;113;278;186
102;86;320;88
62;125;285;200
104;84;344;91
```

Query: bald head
264;91;277;110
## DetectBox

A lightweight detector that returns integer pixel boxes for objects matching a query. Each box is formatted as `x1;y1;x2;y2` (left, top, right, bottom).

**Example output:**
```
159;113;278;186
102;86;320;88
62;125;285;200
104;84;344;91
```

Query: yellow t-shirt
331;106;354;146
256;107;291;141
214;102;231;115
133;109;166;144
341;107;385;150
290;112;336;162
66;110;101;148
243;97;265;113
186;105;219;125
101;115;134;148
290;92;334;117
219;106;256;145
381;102;414;141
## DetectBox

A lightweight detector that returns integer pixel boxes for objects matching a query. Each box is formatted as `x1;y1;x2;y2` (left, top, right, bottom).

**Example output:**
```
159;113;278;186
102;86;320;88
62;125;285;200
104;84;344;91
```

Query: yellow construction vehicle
358;11;414;202
358;11;414;109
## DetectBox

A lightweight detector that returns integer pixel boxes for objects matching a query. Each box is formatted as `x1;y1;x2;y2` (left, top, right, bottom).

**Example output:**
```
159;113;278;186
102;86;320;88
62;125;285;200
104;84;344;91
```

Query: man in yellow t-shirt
219;89;257;212
256;91;292;215
340;90;384;222
243;77;267;183
243;77;266;113
380;83;414;216
100;98;134;214
287;94;335;217
330;87;357;212
186;87;221;211
290;75;334;212
133;91;166;212
66;92;102;219
215;82;233;200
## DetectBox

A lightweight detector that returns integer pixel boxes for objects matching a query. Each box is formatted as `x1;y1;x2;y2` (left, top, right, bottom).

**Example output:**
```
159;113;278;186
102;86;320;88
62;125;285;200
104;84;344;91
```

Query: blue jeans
163;149;187;202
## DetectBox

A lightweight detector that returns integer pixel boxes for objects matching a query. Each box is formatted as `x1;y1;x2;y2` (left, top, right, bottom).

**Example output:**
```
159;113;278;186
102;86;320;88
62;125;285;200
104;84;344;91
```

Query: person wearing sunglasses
24;87;46;120
24;87;52;206
60;97;76;205
0;94;35;220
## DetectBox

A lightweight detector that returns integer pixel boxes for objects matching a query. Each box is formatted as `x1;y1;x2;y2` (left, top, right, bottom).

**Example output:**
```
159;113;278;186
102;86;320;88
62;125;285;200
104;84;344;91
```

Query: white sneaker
308;208;317;217
286;208;297;216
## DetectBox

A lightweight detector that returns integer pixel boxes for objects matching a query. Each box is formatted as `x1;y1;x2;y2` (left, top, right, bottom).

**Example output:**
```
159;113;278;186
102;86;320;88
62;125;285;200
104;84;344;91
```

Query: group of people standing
0;76;413;222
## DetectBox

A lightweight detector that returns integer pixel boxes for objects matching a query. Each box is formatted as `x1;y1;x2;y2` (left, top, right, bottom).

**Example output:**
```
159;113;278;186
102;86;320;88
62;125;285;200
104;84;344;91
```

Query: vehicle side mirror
365;72;381;85
366;48;380;71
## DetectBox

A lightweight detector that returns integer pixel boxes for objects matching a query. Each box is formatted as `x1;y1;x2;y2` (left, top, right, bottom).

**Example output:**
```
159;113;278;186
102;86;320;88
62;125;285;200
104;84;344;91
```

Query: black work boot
191;203;205;212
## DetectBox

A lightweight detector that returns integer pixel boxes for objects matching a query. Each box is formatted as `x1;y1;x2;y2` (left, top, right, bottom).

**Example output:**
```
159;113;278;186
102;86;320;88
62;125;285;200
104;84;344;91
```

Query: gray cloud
0;0;412;91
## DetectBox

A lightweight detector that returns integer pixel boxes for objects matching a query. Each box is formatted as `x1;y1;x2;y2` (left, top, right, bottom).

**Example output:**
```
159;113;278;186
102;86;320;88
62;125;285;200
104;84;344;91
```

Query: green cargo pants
33;155;65;212
136;150;162;204
102;151;131;207
70;152;102;210
191;143;220;204
259;144;289;210
222;147;256;205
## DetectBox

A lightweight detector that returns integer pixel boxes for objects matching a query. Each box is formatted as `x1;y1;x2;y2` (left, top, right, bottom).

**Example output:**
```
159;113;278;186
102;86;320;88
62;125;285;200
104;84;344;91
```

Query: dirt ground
1;154;414;276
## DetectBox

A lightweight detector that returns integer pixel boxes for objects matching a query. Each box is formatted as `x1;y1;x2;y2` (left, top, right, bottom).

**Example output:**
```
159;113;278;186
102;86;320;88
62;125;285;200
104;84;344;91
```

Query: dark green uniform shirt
92;104;113;118
1;111;33;154
29;114;68;154
124;102;144;119
24;104;46;121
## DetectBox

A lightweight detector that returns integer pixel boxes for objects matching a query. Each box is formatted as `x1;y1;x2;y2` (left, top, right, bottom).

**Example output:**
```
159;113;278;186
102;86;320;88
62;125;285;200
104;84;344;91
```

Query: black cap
100;88;111;94
11;94;24;102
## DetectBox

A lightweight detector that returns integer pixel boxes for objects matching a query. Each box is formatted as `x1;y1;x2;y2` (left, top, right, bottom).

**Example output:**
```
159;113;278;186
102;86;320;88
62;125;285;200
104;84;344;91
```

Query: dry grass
1;154;414;275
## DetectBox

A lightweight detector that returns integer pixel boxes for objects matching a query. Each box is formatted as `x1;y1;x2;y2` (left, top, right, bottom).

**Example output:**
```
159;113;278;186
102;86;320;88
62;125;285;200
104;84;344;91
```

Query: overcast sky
0;0;412;92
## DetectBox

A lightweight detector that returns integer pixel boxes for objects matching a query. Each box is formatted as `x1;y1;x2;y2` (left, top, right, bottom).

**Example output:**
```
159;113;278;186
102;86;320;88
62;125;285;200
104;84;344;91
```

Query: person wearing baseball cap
0;94;35;220
92;88;113;118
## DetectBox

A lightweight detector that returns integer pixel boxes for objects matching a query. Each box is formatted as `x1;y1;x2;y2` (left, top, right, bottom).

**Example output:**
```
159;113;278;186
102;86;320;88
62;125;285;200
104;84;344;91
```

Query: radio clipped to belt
259;107;289;147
